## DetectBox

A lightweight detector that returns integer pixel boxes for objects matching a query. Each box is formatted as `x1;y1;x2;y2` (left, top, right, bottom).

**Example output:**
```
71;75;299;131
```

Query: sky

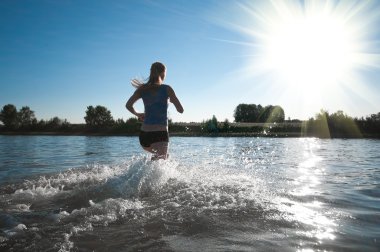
1;0;380;123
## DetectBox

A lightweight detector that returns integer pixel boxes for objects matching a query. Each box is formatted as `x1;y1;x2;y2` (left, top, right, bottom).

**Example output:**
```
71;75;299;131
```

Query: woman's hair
131;62;166;89
147;62;166;85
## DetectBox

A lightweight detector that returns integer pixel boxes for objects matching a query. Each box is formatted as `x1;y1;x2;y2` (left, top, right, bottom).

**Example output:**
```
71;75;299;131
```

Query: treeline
84;105;141;134
196;110;380;138
0;104;71;131
1;103;379;138
0;103;287;134
0;104;141;134
303;110;380;138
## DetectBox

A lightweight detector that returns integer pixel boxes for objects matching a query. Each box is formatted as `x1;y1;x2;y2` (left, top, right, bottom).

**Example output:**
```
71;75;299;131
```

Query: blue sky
1;0;380;123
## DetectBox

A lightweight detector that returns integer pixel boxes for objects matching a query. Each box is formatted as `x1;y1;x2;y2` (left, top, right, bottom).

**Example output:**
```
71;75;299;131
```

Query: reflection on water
276;138;337;250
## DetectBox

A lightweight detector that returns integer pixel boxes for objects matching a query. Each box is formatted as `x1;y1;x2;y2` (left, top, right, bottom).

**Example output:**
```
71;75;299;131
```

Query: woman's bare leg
143;146;154;153
150;141;168;160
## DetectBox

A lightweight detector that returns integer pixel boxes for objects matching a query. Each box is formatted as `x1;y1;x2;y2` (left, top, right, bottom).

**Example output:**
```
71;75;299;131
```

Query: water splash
1;137;377;251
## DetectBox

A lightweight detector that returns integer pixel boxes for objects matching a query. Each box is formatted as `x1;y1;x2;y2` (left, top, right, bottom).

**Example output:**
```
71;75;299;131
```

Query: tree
84;105;114;128
234;103;285;123
0;104;19;130
367;112;380;122
258;105;272;122
234;104;260;122
329;110;361;137
202;115;219;133
114;118;125;125
126;117;139;124
265;105;285;123
305;109;364;138
358;112;380;135
222;119;230;132
312;109;331;138
47;117;68;129
18;106;36;129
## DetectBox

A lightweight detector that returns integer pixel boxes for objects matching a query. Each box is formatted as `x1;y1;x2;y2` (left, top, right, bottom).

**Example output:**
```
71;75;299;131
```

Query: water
0;136;379;251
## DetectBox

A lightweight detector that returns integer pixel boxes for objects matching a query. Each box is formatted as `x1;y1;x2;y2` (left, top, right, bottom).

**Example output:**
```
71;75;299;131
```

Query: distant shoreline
1;122;379;139
0;131;299;137
2;105;379;139
1;131;379;139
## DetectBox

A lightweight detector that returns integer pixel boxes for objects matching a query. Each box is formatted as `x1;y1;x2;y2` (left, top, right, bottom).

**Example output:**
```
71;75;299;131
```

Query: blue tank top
140;84;169;125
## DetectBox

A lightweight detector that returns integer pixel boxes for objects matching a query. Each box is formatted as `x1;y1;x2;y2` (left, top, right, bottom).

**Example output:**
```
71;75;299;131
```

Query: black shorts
139;131;169;147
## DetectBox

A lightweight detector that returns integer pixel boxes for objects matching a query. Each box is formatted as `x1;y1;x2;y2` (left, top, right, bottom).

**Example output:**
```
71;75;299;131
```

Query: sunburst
215;0;380;118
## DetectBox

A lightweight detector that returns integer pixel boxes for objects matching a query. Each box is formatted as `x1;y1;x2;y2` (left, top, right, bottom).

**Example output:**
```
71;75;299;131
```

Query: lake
0;136;379;251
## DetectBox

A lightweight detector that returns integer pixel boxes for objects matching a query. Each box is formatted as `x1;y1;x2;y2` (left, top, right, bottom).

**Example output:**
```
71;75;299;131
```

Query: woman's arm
126;90;145;121
168;86;184;113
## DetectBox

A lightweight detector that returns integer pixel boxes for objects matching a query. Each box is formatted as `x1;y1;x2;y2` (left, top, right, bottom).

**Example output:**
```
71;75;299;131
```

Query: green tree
202;115;219;133
234;104;260;122
84;105;114;128
329;110;361;137
312;109;331;138
222;119;230;132
18;106;37;129
46;117;69;130
111;117;142;134
264;105;285;123
258;105;272;122
234;103;284;123
306;109;364;138
114;118;125;125
0;104;19;130
126;117;139;124
357;112;380;136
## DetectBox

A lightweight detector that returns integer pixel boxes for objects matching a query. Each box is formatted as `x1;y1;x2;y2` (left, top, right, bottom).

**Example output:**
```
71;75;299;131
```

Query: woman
126;62;184;160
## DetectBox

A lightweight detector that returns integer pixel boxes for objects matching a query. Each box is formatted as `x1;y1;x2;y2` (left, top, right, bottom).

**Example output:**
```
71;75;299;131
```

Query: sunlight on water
292;140;323;194
277;138;336;250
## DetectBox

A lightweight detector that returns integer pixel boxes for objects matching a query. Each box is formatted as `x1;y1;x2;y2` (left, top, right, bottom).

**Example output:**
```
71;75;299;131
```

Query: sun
264;12;354;90
215;0;380;119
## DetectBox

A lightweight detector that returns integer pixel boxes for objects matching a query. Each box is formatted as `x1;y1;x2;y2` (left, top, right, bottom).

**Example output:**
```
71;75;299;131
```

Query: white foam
121;158;179;197
62;197;145;228
14;223;27;231
160;160;271;211
0;236;8;243
4;223;27;237
8;204;31;212
14;185;63;199
57;233;74;252
10;160;136;200
71;223;93;234
10;156;180;201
